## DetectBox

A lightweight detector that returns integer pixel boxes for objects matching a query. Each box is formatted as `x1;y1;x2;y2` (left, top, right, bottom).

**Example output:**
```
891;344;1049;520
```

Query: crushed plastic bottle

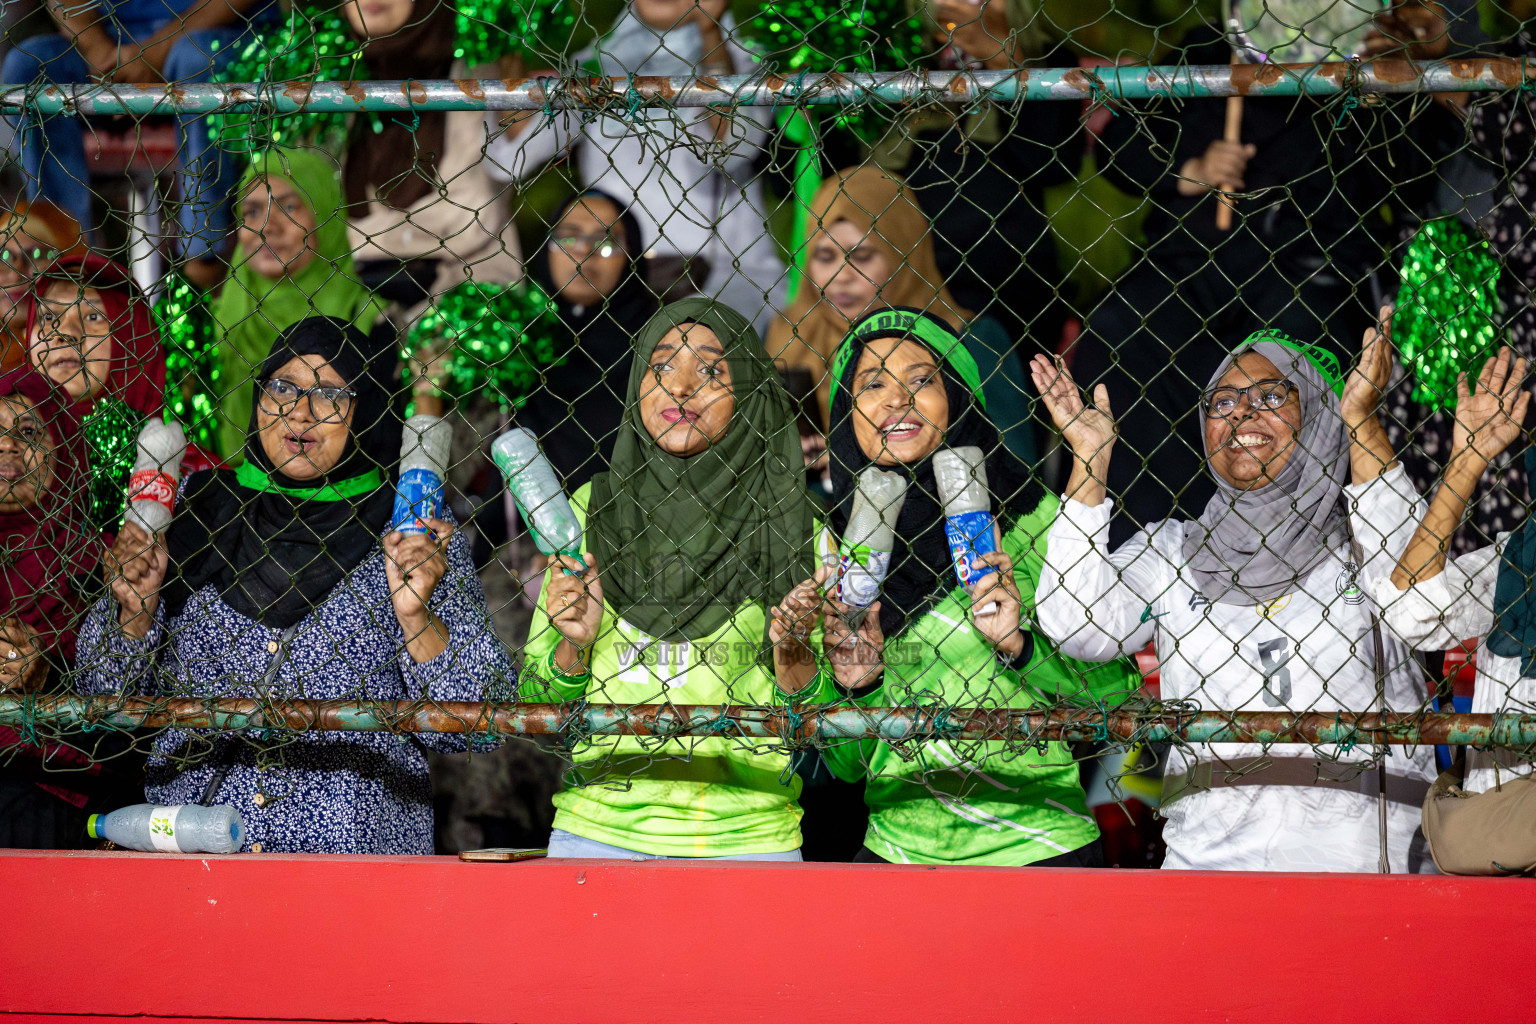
934;447;999;588
121;418;186;535
492;428;583;562
836;468;908;609
390;415;451;534
87;803;245;854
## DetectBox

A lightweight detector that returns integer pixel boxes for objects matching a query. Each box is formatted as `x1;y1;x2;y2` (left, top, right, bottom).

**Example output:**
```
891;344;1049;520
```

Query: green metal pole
0;59;1526;116
3;696;1534;748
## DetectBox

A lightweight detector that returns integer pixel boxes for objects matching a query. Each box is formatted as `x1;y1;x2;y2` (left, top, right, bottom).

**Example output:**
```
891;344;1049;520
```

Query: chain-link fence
0;0;1532;871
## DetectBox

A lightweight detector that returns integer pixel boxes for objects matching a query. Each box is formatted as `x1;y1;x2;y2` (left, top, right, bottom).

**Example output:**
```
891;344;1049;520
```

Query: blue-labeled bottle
934;447;999;589
391;414;451;534
87;803;245;854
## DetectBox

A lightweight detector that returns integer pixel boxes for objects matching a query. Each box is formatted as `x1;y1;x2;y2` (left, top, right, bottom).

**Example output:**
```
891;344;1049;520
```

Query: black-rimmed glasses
257;378;357;422
1203;379;1297;419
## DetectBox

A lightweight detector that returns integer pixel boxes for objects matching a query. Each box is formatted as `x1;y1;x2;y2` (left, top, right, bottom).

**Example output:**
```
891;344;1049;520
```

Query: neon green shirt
808;493;1141;866
522;483;803;858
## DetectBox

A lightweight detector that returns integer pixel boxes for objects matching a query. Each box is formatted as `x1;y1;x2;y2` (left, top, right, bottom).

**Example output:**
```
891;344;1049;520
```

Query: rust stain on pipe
1231;63;1285;95
1371;59;1419;84
282;82;313;107
455;79;485;100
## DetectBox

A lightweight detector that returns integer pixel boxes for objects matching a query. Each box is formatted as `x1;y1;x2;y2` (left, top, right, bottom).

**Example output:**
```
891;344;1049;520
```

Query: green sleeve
1010;493;1143;708
520;482;596;703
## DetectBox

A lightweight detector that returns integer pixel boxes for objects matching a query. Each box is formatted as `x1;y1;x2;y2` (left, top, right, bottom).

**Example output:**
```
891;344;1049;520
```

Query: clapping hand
1452;347;1531;467
103;521;168;639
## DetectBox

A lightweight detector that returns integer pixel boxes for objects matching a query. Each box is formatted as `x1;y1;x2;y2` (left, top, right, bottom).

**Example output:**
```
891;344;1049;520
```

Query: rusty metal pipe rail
0;58;1528;116
3;696;1535;748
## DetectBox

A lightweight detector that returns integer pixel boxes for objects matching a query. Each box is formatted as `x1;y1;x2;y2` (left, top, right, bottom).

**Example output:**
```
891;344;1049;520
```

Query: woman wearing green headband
76;317;511;854
772;307;1140;866
1032;310;1438;873
522;298;820;860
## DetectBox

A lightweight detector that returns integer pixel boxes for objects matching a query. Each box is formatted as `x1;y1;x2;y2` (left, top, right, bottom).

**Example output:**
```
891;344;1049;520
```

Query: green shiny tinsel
81;398;145;532
209;0;571;157
153;272;220;453
1393;217;1504;411
406;280;563;408
747;0;925;143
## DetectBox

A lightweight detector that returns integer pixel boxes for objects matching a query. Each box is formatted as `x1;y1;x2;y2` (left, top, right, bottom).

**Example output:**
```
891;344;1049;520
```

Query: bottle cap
86;814;102;839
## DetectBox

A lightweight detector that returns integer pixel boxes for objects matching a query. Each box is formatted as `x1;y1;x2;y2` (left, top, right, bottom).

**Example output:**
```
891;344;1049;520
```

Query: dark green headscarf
587;298;817;642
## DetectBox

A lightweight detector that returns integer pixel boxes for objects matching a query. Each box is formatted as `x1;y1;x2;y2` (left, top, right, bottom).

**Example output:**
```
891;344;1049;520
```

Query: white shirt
1038;465;1436;872
1372;538;1536;795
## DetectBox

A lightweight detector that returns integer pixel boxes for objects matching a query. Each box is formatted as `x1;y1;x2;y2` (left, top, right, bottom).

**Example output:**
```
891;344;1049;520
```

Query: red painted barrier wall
3;850;1536;1024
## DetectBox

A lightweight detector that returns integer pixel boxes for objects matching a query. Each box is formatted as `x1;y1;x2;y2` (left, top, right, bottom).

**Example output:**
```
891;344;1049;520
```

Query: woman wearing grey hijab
1030;309;1437;872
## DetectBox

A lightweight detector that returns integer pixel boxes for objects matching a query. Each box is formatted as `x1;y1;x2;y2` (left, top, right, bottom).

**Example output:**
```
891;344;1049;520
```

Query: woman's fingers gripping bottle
934;446;1000;588
86;802;245;854
122;419;187;535
491;428;584;571
836;468;908;610
391;415;451;534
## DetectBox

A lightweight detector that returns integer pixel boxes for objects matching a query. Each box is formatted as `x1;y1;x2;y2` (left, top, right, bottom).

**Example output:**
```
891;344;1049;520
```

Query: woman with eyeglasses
76;316;512;854
211;147;387;462
1032;312;1439;872
512;191;659;493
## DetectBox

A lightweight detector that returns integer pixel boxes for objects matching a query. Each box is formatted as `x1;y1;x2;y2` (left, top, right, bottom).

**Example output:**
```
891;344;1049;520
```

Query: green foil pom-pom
1393;217;1504;411
153;272;220;453
81;398;145;532
406;280;563;409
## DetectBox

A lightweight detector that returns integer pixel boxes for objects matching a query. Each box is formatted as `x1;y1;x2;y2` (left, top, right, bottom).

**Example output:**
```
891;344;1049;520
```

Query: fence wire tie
1082;68;1118;118
1334;57;1364;127
535;75;559;127
393;77;422;132
18;690;37;747
560;698;592;751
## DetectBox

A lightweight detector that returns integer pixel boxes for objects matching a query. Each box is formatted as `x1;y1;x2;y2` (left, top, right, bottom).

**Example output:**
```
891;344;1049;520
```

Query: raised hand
1029;354;1115;506
1452;346;1531;466
384;517;454;628
966;551;1026;658
544;552;603;673
0;618;45;692
1341;304;1395;430
823;602;885;692
103;522;168;639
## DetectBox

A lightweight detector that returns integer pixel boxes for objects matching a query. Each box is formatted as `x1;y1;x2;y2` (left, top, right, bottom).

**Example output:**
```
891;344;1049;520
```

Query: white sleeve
482;111;576;185
1344;463;1425;600
1037;498;1171;662
1370;542;1501;651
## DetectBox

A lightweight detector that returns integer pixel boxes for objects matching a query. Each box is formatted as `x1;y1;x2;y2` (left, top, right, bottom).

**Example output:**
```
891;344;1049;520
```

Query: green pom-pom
1393;218;1505;411
209;2;361;156
81;398;145;531
406;280;563;408
454;0;574;68
746;0;925;143
154;272;220;453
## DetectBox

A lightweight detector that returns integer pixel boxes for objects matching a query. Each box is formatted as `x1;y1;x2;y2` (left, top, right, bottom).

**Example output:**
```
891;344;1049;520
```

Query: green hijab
587;298;818;643
212;148;385;460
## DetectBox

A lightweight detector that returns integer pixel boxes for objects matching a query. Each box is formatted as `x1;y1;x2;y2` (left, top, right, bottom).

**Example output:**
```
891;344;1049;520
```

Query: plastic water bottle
390;415;451;534
492;428;583;563
86;803;245;854
934;447;1000;589
121;419;186;535
836;468;908;610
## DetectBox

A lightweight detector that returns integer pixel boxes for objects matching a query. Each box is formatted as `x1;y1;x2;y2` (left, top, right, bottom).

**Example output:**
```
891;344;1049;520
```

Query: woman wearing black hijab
515;189;658;491
772;307;1139;866
76;316;512;854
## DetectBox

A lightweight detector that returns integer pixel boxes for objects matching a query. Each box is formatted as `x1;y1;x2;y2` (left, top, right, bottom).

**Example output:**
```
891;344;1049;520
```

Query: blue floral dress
74;524;515;854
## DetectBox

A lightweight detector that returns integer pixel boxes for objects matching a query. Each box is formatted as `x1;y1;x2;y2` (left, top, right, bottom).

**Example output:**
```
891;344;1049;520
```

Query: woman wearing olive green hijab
212;148;386;460
523;297;820;860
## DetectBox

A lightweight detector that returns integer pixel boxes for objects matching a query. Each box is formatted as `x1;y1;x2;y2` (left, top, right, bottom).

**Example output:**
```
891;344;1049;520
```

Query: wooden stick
1216;53;1243;231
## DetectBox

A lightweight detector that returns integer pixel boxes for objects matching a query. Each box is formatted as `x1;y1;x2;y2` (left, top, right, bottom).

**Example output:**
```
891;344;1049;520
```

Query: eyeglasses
1203;379;1297;419
257;378;356;422
550;231;618;258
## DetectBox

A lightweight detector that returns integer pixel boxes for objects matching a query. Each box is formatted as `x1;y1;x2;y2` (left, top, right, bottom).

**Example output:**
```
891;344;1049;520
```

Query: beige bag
1421;760;1536;875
